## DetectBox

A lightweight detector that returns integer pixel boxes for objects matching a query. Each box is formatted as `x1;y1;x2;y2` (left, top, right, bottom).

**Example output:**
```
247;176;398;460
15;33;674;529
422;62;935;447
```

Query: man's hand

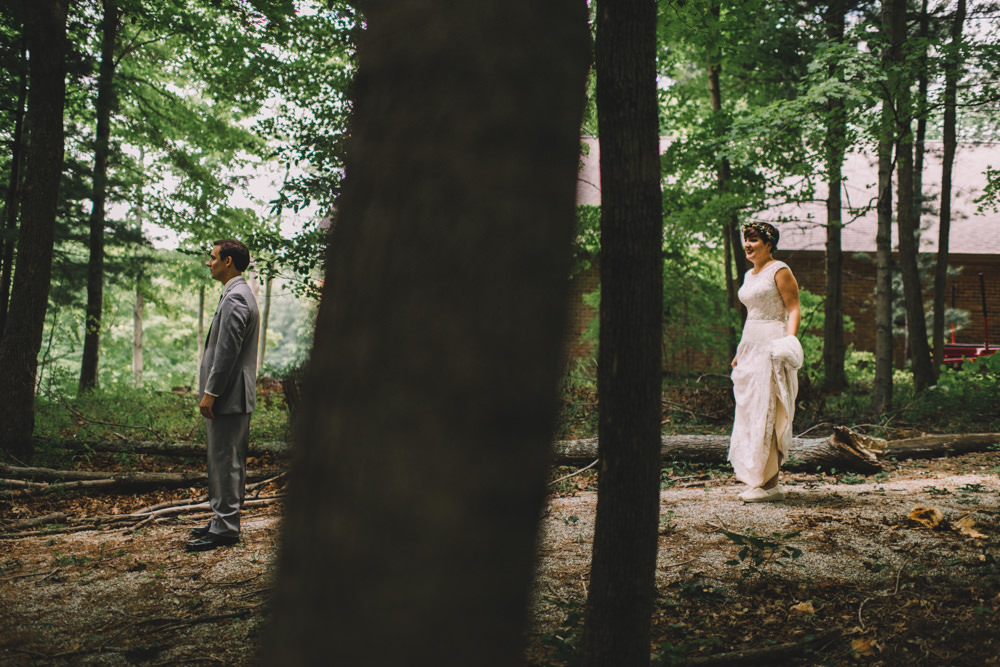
199;393;216;419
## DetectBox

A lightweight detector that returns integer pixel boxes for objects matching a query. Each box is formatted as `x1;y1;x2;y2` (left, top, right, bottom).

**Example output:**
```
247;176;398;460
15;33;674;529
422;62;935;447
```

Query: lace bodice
738;260;789;322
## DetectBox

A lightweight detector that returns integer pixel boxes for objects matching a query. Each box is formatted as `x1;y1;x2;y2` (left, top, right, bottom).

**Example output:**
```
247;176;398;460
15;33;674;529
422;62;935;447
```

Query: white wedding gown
729;260;802;488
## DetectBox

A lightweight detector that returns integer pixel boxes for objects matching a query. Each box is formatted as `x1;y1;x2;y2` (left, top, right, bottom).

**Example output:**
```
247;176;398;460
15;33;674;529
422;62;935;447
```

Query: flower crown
742;222;777;247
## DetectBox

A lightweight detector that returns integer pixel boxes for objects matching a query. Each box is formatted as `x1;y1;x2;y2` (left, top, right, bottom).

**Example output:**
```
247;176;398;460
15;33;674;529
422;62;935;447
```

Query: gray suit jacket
199;276;260;415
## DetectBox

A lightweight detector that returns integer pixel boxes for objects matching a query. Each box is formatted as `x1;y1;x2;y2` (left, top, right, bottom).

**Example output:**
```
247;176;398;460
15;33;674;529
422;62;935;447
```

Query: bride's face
743;233;772;262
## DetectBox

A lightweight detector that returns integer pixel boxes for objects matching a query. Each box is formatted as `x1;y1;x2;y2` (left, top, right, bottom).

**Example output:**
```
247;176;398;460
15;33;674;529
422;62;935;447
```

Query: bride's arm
775;267;800;337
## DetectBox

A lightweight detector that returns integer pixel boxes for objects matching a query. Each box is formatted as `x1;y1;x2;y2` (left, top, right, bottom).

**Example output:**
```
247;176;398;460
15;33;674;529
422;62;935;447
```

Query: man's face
207;245;229;282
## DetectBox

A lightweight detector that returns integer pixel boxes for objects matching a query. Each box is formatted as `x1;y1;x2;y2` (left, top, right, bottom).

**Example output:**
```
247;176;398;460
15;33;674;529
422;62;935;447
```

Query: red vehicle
942;273;994;369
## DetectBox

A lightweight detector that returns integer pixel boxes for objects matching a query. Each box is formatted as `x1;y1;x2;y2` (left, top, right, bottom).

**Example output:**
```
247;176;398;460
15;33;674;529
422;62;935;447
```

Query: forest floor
1;448;998;666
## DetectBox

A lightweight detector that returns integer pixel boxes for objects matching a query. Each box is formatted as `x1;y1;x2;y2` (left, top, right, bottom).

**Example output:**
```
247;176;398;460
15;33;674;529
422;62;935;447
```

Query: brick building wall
565;252;999;375
565;263;732;375
785;250;1000;359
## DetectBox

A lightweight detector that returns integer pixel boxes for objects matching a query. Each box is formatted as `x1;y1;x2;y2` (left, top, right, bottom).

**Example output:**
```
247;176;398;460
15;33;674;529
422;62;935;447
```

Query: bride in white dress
729;222;802;503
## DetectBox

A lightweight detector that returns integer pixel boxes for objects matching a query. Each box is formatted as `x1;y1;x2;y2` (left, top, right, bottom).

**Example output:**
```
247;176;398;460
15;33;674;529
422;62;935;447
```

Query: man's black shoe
190;524;211;538
185;533;239;552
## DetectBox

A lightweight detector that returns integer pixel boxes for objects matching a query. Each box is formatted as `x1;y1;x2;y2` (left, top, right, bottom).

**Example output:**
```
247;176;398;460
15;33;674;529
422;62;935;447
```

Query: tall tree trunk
871;0;898;415
131;148;145;388
913;0;932;383
132;278;143;387
707;62;745;358
261;2;590;665
196;283;205;386
912;0;929;236
891;0;933;392
1;32;28;336
934;0;965;374
257;274;272;373
822;0;849;392
581;1;663;665
0;0;69;461
79;0;119;393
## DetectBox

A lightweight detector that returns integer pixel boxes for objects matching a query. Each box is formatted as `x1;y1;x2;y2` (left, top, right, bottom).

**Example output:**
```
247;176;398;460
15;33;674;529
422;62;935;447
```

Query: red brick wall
786;250;1000;358
565;252;1000;374
564;262;732;375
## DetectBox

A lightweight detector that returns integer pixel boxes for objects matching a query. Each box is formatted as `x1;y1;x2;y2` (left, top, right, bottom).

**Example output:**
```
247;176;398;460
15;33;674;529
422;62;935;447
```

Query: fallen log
865;432;1000;460
552;428;1000;473
552;426;884;473
32;437;291;459
0;463;285;497
31;430;1000;474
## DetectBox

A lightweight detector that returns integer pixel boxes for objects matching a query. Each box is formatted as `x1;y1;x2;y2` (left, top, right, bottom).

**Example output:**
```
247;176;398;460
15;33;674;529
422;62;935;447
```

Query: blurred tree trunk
934;0;966;374
0;0;69;461
822;0;849;392
0;30;28;336
581;0;663;664
261;2;590;665
79;0;120;393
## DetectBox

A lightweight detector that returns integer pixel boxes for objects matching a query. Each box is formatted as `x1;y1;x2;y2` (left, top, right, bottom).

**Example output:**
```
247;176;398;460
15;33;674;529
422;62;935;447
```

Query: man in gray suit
187;239;260;552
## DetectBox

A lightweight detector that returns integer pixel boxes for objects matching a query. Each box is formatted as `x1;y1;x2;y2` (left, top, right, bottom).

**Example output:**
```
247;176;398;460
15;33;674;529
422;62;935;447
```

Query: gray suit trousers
206;413;251;538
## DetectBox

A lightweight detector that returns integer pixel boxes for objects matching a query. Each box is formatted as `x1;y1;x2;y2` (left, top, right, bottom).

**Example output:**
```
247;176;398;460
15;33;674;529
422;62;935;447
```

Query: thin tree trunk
871;0;898;415
891;0;933;392
708;61;745;358
934;0;966;375
257;274;272;373
132;150;145;388
196;283;205;384
261;2;590;665
0;33;28;336
823;0;849;392
581;1;662;665
132;280;143;387
0;0;69;461
79;0;120;393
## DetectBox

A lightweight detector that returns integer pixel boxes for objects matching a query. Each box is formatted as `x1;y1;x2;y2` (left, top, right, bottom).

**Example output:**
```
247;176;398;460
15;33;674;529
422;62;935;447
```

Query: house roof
576;138;1000;255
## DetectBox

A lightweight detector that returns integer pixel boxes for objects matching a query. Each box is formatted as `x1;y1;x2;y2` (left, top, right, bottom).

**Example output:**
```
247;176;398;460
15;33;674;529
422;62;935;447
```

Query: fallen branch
5;512;67;530
0;496;283;539
680;626;842;666
0;464;285;497
33;436;291;459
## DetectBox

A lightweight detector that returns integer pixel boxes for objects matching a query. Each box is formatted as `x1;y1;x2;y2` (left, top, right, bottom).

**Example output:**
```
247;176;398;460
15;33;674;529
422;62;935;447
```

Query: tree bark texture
582;1;663;665
890;0;933;392
0;0;68;461
261;3;591;666
79;0;120;393
822;0;849;392
871;0;897;415
0;31;28;335
934;0;966;374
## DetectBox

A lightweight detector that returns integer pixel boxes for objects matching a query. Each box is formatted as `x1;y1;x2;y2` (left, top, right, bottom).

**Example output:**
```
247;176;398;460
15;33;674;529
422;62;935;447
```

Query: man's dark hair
214;239;251;272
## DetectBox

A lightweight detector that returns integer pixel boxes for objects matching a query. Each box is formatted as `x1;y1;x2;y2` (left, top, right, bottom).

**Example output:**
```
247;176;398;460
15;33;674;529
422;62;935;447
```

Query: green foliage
722;529;804;586
900;355;1000;431
33;381;291;463
661;244;732;371
541;599;585;666
571;205;601;276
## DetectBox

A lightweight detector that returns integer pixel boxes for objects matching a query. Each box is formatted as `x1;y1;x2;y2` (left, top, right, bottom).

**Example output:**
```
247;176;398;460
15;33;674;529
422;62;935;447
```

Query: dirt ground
1;448;998;666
